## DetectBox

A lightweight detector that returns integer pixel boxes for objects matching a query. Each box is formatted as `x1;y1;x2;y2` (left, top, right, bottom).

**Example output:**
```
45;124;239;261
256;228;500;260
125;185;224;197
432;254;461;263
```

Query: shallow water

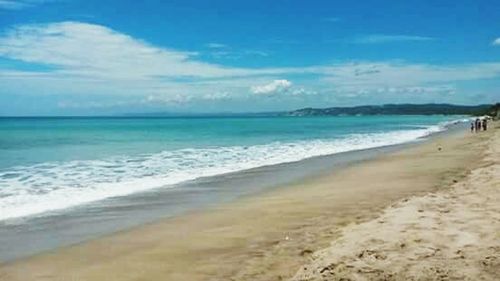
0;115;468;261
0;115;464;222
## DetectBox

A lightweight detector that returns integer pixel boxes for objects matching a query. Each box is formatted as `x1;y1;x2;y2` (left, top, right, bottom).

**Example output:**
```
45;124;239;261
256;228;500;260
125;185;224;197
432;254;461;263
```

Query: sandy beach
292;124;499;280
0;124;497;281
2;1;499;280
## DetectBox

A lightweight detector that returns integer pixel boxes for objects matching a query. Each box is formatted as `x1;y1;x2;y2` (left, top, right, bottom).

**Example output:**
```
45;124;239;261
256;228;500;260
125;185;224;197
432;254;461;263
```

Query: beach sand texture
292;125;499;281
0;125;496;281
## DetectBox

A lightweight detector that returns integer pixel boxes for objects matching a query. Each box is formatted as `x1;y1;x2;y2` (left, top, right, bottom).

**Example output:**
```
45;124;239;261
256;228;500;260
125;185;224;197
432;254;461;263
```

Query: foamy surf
0;125;446;221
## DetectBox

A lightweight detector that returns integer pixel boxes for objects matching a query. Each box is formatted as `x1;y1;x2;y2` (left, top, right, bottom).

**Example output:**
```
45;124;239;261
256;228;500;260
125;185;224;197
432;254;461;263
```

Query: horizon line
0;103;494;118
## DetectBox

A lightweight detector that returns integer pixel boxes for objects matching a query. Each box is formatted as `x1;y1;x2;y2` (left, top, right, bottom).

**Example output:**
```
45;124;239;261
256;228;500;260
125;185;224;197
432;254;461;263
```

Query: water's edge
0;123;467;262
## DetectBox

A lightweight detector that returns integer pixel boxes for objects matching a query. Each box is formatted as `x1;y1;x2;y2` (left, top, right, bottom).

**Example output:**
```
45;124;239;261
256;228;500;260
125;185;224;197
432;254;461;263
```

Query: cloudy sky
0;0;499;115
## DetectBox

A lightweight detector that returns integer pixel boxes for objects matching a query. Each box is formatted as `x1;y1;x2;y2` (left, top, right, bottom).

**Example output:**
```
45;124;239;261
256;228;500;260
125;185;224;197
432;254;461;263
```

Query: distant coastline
126;103;499;118
285;103;499;117
1;103;498;118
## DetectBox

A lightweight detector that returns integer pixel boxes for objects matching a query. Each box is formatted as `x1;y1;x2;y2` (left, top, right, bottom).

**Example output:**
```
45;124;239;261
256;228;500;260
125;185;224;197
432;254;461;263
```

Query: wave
0;125;445;221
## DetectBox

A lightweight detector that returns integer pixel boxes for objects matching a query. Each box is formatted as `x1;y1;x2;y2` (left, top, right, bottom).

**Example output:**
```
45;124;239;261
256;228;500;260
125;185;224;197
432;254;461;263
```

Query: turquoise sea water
0;115;465;221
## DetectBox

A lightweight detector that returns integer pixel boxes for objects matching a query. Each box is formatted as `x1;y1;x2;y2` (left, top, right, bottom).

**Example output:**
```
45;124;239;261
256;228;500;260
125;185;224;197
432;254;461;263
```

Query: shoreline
0;124;493;280
0;122;460;262
0;115;457;222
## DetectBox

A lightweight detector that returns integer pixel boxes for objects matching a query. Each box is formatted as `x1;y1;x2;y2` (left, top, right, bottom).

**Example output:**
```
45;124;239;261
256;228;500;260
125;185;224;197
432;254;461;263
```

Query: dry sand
292;125;499;281
0;125;495;281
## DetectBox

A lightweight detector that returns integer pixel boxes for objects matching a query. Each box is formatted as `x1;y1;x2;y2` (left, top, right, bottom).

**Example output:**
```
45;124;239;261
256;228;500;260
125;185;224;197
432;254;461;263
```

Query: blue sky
0;0;499;115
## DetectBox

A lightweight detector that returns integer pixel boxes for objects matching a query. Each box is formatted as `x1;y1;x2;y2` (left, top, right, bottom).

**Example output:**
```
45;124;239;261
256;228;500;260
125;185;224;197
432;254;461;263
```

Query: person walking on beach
475;118;481;132
471;122;475;133
482;118;487;131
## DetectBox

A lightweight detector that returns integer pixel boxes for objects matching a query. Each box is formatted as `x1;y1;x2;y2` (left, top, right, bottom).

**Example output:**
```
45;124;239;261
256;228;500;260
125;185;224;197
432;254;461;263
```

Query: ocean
0;115;464;222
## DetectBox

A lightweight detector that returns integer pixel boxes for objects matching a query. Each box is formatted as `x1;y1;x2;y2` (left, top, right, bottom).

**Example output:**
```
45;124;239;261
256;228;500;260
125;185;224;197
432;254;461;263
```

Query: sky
0;0;499;115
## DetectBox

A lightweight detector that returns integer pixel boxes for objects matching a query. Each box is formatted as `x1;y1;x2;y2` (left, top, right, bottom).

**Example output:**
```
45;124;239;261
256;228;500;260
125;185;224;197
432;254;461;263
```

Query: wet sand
0;125;494;281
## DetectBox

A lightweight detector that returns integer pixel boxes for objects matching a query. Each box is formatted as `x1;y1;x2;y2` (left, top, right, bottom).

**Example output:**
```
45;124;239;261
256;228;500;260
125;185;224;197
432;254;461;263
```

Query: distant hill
285;104;493;117
479;103;500;118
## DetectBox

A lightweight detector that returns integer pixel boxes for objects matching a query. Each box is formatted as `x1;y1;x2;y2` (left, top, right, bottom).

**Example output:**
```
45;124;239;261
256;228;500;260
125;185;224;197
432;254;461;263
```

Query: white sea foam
0;125;445;221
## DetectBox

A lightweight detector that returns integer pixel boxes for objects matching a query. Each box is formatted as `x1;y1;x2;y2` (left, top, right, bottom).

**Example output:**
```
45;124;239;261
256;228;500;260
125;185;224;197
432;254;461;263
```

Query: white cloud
321;62;500;89
143;91;232;106
204;44;269;59
1;21;500;110
0;0;26;9
202;91;231;101
251;79;292;95
0;0;54;10
353;85;456;96
352;34;434;44
290;88;317;96
0;22;262;79
493;38;500;46
57;100;135;109
3;22;498;88
145;93;192;105
404;85;456;95
249;80;316;98
205;43;228;49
